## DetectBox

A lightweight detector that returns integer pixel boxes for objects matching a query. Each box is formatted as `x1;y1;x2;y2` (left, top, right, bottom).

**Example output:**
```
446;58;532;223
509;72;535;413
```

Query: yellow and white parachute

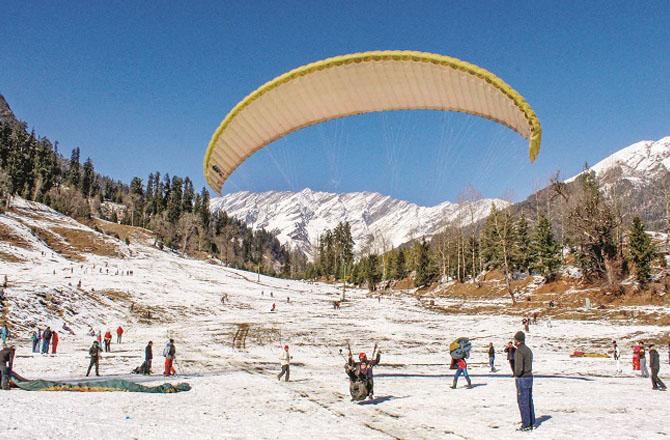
204;50;541;193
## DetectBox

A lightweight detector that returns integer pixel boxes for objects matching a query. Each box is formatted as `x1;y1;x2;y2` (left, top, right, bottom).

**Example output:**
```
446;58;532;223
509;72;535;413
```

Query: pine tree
80;157;95;197
414;237;436;287
68;147;81;187
166;176;182;223
627;216;656;286
531;212;561;281
395;248;407;279
182;177;195;213
199;187;211;229
514;215;532;274
128;176;145;227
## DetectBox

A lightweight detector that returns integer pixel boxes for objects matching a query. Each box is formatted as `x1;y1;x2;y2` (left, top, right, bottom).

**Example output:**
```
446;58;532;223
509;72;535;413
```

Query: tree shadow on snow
357;395;408;405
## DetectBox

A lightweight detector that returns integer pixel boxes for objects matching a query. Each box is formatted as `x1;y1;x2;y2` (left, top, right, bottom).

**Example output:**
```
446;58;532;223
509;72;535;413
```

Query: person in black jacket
504;341;516;373
144;341;153;375
649;344;667;391
86;341;102;377
0;345;15;390
488;342;497;372
513;331;535;431
346;350;381;400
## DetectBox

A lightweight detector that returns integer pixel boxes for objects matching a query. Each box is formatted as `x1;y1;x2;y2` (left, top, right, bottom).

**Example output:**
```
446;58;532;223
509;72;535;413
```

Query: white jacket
280;350;291;366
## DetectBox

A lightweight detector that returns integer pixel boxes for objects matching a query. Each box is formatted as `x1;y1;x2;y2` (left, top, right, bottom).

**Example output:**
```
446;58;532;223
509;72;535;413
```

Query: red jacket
457;358;467;369
116;327;124;336
104;331;112;340
52;332;59;344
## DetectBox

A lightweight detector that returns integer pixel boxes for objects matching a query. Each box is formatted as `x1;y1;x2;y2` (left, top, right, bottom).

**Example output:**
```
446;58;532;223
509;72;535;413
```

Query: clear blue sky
2;2;669;205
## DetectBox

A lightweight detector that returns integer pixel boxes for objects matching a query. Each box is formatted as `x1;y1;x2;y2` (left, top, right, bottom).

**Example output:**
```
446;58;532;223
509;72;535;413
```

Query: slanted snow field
1;202;669;439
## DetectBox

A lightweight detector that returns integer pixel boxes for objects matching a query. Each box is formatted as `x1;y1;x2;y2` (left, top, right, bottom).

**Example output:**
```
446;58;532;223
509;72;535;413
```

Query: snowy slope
211;189;508;257
567;136;670;183
1;199;670;439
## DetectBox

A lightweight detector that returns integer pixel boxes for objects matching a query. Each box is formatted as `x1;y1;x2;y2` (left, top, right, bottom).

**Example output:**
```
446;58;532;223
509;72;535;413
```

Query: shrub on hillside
47;187;90;219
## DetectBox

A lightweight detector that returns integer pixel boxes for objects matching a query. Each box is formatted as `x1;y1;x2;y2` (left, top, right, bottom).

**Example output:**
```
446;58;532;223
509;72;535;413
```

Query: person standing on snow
163;339;176;376
116;326;124;344
346;350;382;399
504;341;516;374
613;341;622;374
103;330;112;352
41;327;52;355
513;331;535;432
649;344;667;391
31;331;39;353
639;342;649;378
277;344;292;382
0;344;14;390
86;341;102;377
96;330;102;345
144;341;153;374
451;357;473;389
488;342;496;372
51;330;59;354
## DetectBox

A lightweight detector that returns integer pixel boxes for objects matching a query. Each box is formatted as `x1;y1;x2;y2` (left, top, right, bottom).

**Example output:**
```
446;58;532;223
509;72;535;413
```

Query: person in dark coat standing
0;344;15;390
144;341;153;375
504;341;516;374
41;327;52;354
649;344;667;391
488;342;496;372
513;331;535;431
86;341;102;377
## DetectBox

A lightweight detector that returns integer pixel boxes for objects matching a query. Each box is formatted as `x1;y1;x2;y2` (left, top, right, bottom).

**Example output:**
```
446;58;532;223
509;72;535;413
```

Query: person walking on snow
103;330;112;352
41;327;52;354
277;344;292;382
613;341;622;374
639;343;649;378
86;341;102;377
163;339;176;376
504;341;516;374
514;331;535;432
451;357;473;389
649;344;667;391
116;326;124;344
488;342;496;372
51;330;59;354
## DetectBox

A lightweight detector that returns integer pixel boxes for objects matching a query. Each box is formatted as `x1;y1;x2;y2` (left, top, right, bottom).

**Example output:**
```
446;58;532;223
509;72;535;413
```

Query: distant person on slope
51;330;59;354
0;324;8;345
488;342;496;372
513;331;535;432
639;342;649;378
144;341;153;375
86;341;102;377
451;357;473;389
649;344;667;391
103;330;112;352
613;341;622;374
504;341;516;374
41;327;52;355
96;330;102;345
277;345;292;382
163;339;176;376
31;331;39;353
116;326;124;344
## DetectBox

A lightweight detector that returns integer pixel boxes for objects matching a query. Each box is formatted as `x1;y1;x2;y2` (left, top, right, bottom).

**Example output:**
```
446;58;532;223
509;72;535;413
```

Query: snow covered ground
2;203;670;439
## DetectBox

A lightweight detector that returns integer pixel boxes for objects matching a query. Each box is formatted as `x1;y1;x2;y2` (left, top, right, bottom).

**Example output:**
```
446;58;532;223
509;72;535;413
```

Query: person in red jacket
451;357;473;389
116;326;124;344
51;330;59;354
103;330;112;352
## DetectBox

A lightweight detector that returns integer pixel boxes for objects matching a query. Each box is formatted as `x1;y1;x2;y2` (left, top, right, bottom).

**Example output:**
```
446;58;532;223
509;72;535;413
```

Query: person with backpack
451;357;473;389
277;344;292;382
116;326;124;344
649;344;667;391
163;339;176;376
345;349;382;400
103;330;112;352
86;341;102;377
504;341;516;373
41;327;52;354
488;342;496;372
51;330;59;354
513;331;535;432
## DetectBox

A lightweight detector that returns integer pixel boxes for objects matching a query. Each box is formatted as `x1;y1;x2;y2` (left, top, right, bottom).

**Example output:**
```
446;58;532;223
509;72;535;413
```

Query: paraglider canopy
204;50;542;193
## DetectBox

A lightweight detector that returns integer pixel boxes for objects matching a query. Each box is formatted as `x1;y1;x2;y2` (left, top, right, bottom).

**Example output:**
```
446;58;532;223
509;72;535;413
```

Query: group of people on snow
29;327;59;355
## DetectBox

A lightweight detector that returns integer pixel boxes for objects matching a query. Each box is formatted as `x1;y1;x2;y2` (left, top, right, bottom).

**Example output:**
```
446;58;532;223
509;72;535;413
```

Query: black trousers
509;360;515;373
651;368;666;389
86;359;99;376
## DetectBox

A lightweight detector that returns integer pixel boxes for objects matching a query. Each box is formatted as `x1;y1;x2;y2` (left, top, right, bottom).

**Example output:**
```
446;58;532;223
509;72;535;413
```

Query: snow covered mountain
210;189;508;257
567;136;670;184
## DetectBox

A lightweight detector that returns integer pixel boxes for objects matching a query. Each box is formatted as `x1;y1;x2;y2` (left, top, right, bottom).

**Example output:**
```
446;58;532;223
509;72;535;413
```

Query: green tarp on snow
11;375;191;393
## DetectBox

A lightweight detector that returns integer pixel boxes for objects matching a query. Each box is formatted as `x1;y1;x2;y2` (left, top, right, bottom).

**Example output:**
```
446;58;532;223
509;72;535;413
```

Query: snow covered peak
210;190;508;258
567;136;670;183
